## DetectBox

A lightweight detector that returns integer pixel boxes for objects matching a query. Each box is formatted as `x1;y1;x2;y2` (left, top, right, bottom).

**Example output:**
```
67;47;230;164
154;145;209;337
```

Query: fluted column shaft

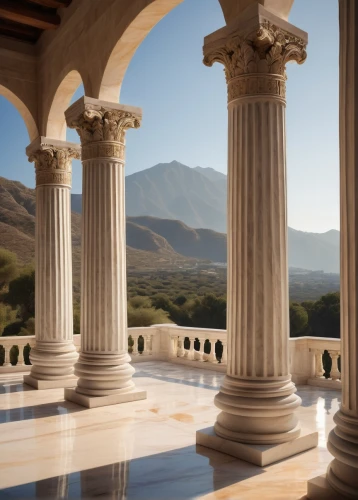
325;1;358;497
81;155;127;354
36;186;73;343
203;13;307;444
64;97;146;406
227;99;288;380
24;138;80;388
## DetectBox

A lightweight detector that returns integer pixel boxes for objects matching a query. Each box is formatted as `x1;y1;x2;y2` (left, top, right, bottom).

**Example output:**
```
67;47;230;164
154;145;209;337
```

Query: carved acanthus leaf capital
204;21;307;101
29;146;80;187
68;106;141;146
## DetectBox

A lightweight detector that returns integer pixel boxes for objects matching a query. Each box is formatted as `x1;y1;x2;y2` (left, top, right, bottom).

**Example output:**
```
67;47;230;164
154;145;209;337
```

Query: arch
0;84;38;141
98;0;296;102
99;0;184;102
46;69;83;140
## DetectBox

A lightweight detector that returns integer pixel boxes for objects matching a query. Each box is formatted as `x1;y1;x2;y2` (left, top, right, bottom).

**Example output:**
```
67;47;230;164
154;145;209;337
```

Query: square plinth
307;475;340;499
24;375;77;390
64;388;147;408
196;427;318;467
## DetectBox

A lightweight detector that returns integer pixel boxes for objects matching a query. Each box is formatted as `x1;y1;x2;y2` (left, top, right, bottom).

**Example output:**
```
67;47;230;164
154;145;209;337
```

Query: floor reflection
0;445;262;500
0;402;84;424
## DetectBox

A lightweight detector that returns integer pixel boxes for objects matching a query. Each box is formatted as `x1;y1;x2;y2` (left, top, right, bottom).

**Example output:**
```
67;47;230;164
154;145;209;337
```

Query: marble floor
0;362;340;499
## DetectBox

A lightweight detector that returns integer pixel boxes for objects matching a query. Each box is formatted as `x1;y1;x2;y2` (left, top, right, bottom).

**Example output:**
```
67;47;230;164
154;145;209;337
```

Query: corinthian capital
26;137;81;187
69;107;141;145
65;97;142;162
204;18;307;102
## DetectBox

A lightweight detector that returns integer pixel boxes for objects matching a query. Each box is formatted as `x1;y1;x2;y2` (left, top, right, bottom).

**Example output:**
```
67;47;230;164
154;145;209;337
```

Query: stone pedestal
308;1;358;497
196;7;317;465
64;97;146;408
24;137;80;389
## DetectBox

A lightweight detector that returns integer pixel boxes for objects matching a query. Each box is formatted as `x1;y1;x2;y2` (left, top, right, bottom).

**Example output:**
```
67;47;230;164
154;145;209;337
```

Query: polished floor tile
0;362;340;499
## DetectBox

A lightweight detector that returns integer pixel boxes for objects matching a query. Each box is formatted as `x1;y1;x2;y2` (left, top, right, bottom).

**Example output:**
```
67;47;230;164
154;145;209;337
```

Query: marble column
308;1;358;497
196;7;318;466
64;97;146;408
24;137;80;389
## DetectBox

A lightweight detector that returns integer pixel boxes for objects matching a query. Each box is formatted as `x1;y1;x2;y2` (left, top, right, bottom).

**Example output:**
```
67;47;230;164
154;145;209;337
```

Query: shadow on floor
0;401;85;424
0;444;264;499
133;370;221;391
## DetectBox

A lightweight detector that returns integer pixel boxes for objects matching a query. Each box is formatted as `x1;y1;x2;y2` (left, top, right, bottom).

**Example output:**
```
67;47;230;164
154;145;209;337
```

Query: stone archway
45;70;84;140
0;84;38;141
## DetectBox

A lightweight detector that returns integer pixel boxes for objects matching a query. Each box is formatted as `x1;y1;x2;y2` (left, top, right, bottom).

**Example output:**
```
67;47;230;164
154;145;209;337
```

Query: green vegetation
127;296;170;327
0;249;18;290
0;250;341;341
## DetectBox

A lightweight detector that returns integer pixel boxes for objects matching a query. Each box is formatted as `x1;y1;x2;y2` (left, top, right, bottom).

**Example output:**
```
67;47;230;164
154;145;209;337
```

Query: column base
24;374;77;390
65;387;147;409
196;426;318;467
307;475;341;499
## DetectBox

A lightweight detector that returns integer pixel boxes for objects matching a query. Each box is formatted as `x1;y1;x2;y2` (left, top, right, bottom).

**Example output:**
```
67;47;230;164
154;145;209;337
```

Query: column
308;1;358;497
196;7;317;466
64;97;146;408
24;137;79;389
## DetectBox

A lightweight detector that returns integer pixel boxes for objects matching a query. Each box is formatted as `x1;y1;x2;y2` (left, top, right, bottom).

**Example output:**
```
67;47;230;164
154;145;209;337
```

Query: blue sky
0;0;339;233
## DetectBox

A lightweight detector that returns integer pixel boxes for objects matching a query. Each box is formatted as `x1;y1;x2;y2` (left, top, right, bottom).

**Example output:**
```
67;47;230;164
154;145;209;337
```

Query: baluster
314;349;324;377
208;340;217;363
329;351;341;380
146;335;152;355
170;336;177;357
177;336;185;357
198;337;205;361
221;341;227;365
142;336;148;355
132;335;139;356
188;337;195;360
17;344;25;366
3;346;11;367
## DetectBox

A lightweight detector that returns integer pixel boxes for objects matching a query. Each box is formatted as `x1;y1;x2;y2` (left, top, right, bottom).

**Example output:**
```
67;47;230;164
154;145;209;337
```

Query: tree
0;303;18;335
309;292;340;338
20;318;35;336
73;306;80;335
5;267;35;321
0;249;18;289
127;296;171;327
190;294;227;330
289;303;308;337
174;295;187;306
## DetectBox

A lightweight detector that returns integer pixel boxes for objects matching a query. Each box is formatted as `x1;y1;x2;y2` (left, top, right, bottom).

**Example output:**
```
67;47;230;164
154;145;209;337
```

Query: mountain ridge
0;164;340;273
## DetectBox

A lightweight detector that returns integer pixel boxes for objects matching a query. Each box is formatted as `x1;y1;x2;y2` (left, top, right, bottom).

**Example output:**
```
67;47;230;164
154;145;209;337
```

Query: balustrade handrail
0;328;342;385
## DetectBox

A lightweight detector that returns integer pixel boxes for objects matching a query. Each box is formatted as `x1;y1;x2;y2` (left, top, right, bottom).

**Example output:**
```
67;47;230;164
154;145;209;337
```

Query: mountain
127;216;227;262
193;166;226;183
288;228;340;273
125;161;227;233
0;178;202;284
1;168;341;273
72;161;227;232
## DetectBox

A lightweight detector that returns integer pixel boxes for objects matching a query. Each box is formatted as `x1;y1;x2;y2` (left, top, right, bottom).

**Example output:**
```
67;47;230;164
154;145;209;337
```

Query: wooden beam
0;19;41;38
27;0;71;9
0;0;60;30
0;29;37;43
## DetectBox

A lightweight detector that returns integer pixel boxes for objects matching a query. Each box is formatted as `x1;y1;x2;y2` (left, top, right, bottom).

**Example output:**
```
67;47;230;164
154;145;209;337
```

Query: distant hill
127;216;227;262
288;227;339;273
193;166;227;182
1;166;341;273
0;178;202;284
124;161;227;233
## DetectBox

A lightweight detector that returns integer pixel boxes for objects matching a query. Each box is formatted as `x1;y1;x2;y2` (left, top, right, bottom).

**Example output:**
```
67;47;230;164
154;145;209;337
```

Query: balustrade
304;340;342;388
0;329;343;386
0;337;35;371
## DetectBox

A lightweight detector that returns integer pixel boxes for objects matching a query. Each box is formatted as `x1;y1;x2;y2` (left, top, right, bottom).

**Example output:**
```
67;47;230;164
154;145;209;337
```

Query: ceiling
0;0;72;44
